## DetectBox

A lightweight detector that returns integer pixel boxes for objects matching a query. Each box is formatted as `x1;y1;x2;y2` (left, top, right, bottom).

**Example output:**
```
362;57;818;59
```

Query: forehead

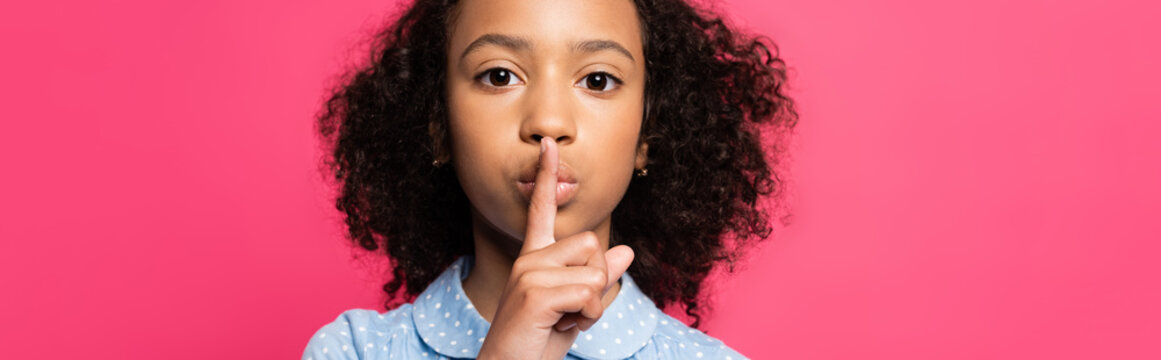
448;0;643;58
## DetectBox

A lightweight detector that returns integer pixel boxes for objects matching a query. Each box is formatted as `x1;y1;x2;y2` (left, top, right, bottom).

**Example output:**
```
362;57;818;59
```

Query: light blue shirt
302;256;747;359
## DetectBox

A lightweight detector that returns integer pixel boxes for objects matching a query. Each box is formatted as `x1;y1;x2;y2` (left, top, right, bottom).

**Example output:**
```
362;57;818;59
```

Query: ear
636;98;651;169
429;120;450;164
634;141;649;169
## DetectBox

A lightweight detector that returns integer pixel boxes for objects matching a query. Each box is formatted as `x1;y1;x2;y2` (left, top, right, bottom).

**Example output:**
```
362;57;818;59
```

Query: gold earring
432;159;444;168
634;168;648;177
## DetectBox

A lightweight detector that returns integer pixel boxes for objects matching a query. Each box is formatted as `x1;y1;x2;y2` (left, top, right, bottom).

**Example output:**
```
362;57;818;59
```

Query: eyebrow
459;34;531;61
458;33;635;62
573;39;635;62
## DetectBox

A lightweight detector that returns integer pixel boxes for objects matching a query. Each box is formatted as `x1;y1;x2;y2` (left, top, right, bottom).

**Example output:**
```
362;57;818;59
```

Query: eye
476;68;521;87
577;72;622;92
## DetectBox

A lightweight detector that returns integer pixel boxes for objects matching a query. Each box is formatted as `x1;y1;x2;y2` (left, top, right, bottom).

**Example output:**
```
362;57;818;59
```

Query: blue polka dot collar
411;255;661;359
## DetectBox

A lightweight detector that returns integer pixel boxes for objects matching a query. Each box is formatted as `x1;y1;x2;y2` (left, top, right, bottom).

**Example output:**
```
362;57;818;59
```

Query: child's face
445;0;647;244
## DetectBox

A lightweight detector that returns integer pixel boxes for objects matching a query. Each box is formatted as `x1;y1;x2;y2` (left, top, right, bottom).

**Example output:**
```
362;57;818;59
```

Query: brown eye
587;73;607;89
578;72;621;92
490;69;510;85
479;68;519;87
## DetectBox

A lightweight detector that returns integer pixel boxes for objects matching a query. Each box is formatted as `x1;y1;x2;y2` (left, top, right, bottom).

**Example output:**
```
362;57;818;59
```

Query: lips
516;161;579;206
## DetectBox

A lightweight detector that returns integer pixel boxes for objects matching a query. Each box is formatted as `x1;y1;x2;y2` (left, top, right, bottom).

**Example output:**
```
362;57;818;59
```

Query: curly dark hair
316;0;797;328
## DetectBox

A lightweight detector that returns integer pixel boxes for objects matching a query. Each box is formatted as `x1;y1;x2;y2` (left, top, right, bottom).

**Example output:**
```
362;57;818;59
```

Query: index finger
522;137;558;254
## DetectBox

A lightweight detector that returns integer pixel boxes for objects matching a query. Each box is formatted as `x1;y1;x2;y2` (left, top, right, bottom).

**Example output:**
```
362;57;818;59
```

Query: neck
460;210;621;323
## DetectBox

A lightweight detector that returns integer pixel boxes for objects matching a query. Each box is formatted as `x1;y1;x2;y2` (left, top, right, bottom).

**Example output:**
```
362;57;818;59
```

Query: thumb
575;245;635;332
603;245;635;290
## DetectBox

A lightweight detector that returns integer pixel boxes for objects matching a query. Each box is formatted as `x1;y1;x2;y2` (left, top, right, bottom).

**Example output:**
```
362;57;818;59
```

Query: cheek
584;87;644;140
446;114;509;199
446;101;529;237
577;102;643;212
586;100;644;166
446;90;515;166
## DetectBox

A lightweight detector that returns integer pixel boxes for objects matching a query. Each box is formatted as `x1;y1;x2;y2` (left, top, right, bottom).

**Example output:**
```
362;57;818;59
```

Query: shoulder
301;306;433;360
637;313;748;360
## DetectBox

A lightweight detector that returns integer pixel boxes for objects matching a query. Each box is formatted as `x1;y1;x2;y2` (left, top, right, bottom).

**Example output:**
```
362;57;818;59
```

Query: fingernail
560;321;577;331
540;137;547;153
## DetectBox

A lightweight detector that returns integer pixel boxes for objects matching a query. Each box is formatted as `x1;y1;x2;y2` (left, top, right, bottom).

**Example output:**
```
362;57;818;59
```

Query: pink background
1;0;1158;359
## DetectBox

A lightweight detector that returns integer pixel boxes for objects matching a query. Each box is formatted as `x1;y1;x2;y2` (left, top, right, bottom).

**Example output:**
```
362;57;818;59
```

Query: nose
519;78;577;146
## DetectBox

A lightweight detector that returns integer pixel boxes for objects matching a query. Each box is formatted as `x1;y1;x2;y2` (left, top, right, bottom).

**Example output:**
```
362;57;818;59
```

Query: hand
477;137;635;360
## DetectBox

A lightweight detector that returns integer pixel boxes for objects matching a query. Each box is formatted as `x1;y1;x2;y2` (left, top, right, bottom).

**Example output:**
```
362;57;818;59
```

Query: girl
304;0;796;358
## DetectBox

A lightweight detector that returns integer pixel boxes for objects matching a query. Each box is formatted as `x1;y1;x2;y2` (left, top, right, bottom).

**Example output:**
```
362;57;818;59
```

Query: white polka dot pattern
300;256;749;359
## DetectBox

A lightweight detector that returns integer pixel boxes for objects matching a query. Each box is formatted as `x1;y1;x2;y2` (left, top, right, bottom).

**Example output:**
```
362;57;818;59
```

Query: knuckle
577;233;599;252
589;301;605;318
574;285;597;300
511;257;534;275
581;289;604;318
512;270;534;287
583;267;606;288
